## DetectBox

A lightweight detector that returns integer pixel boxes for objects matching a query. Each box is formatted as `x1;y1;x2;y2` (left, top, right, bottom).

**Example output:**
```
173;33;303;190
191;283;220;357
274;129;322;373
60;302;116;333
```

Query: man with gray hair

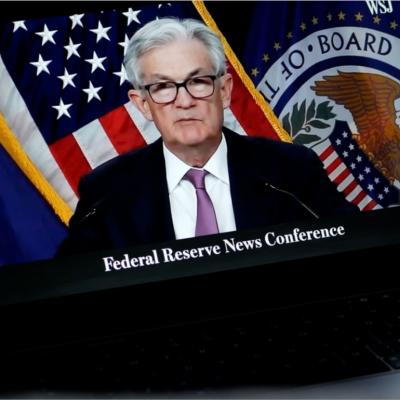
57;18;356;255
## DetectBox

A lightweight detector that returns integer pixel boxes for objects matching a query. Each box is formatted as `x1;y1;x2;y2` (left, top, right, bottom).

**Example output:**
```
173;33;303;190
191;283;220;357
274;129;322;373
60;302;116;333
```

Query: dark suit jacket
57;128;357;255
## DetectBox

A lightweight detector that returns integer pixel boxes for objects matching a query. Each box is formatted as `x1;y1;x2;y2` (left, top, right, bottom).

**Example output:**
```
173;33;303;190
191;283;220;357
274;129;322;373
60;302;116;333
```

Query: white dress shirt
163;134;237;239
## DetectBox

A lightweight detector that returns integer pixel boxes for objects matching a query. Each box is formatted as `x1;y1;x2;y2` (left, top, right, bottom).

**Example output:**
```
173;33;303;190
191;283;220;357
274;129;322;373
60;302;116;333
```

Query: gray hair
124;17;227;88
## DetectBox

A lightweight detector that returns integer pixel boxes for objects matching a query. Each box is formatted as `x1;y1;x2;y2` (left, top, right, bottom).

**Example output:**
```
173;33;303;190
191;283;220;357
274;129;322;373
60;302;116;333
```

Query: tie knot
185;168;207;189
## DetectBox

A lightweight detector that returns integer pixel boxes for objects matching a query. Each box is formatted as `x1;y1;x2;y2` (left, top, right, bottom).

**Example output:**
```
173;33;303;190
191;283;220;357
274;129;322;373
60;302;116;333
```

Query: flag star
123;8;141;25
30;54;52;75
64;38;81;59
35;24;57;45
338;11;346;21
85;51;106;72
326;13;333;21
373;15;381;24
118;34;130;56
57;68;76;89
251;68;259;77
342;151;349;158
364;167;371;174
273;42;281;51
52;99;72;119
83;81;102;102
113;65;128;85
70;13;84;29
355;12;364;22
390;20;398;29
356;155;362;162
367;184;374;191
350;163;356;170
262;53;270;62
286;32;293;39
336;138;342;145
300;22;307;31
13;20;27;32
374;177;380;184
90;21;111;43
311;16;319;25
342;131;348;138
384;187;389;193
349;143;354;150
378;194;383;200
358;174;364;181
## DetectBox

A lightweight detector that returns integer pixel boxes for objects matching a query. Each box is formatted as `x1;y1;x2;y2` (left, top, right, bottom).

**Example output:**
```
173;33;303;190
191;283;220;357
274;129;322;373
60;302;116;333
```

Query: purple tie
185;169;219;236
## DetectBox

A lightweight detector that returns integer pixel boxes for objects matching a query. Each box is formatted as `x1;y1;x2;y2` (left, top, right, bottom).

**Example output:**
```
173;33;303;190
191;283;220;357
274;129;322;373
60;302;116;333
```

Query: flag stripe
358;195;374;210
73;119;118;169
325;155;342;175
328;162;347;181
223;108;247;136
322;151;338;169
313;140;330;156
323;150;338;168
343;180;359;197
351;189;367;205
49;134;92;195
333;167;351;185
319;145;334;162
99;105;147;154
363;198;378;211
337;173;355;192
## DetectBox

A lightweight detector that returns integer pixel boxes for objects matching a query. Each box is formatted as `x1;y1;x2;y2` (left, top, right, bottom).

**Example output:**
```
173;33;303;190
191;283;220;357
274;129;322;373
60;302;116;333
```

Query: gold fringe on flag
192;0;291;143
0;112;72;225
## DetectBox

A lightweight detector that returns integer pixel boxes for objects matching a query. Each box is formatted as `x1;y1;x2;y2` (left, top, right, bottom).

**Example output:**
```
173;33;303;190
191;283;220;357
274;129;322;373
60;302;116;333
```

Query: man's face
129;39;232;153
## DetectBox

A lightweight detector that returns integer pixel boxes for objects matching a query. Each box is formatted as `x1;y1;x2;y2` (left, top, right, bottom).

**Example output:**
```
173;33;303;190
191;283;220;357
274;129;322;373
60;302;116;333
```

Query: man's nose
174;85;195;107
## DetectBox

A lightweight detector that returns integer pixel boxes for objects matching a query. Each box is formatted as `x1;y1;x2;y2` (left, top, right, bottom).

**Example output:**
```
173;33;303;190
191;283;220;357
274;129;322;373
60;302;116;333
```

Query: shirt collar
203;134;229;184
163;133;229;194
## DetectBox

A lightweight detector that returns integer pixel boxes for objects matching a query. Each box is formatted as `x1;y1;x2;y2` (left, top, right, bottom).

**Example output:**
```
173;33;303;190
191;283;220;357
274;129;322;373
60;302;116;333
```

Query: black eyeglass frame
140;74;221;104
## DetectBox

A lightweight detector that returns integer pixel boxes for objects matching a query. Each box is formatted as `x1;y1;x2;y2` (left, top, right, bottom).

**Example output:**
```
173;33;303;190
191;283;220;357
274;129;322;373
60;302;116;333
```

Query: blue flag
0;144;67;266
243;0;400;211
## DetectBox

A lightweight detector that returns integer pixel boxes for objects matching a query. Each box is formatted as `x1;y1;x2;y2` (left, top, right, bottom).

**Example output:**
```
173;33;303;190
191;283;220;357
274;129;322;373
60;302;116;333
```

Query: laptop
0;206;399;398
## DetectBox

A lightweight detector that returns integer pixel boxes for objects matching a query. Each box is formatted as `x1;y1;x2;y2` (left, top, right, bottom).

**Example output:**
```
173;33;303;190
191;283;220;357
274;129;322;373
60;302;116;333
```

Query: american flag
0;2;284;225
313;120;398;211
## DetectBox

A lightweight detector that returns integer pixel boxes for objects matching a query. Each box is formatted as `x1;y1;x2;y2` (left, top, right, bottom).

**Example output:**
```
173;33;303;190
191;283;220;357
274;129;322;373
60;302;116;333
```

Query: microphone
264;181;319;219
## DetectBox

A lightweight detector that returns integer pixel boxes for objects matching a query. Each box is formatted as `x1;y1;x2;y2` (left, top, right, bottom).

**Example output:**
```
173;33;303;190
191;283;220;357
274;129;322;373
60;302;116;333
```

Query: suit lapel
124;139;175;245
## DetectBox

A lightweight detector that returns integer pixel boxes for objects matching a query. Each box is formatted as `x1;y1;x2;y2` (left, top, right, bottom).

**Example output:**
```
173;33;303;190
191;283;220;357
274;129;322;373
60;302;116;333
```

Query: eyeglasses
141;75;219;104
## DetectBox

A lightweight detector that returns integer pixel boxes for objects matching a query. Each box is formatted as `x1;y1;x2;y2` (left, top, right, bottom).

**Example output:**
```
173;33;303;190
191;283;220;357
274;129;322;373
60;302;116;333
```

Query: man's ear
128;89;153;121
220;73;233;109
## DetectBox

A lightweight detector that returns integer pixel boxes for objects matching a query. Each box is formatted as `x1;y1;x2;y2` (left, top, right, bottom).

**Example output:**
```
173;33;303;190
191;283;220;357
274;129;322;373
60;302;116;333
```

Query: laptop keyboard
2;289;400;396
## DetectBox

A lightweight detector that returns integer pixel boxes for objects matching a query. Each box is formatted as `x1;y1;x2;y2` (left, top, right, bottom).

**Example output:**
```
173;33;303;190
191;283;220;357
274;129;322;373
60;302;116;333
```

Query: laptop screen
1;1;399;316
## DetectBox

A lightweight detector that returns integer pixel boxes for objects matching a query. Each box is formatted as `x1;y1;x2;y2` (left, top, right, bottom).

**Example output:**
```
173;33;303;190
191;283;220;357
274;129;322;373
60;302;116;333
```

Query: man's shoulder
223;127;314;161
78;138;163;194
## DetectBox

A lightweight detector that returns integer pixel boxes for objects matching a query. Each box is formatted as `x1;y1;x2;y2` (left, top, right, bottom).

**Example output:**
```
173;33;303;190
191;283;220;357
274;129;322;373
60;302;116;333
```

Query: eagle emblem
311;71;400;184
